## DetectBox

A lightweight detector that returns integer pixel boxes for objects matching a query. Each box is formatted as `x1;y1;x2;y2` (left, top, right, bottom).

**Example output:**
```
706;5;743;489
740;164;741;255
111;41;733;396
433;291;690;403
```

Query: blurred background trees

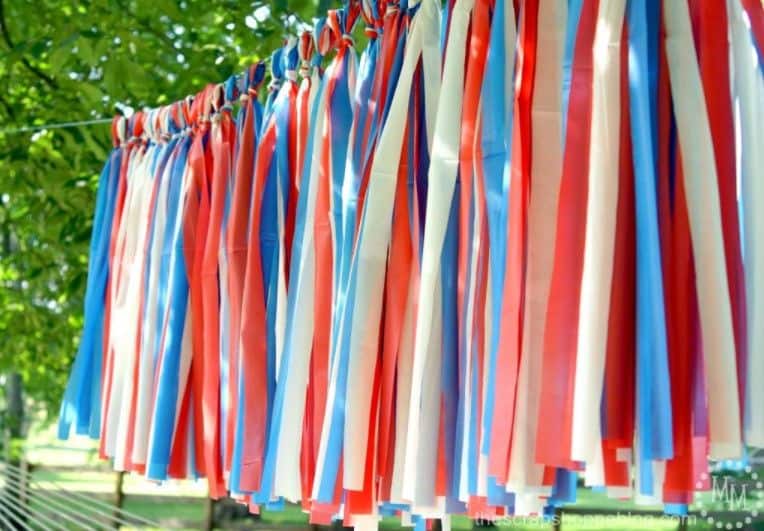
0;0;320;423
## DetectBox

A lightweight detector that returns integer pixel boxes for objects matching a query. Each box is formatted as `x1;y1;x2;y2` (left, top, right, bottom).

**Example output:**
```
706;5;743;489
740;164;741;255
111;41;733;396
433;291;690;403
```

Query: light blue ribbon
255;42;300;504
58;145;121;440
627;0;674;497
229;65;266;494
145;129;193;480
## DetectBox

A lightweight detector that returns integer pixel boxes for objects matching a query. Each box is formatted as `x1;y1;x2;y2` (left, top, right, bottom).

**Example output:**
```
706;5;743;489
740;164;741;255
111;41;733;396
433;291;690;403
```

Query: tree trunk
113;470;125;529
3;372;26;529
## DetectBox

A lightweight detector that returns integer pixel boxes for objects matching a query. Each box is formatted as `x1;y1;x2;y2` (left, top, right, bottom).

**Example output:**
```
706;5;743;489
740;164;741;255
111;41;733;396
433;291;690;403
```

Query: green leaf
77;83;104;108
0;0;316;420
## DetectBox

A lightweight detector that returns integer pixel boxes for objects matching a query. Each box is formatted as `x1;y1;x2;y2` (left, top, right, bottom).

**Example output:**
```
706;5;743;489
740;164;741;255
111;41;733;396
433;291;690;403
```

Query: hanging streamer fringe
59;0;764;526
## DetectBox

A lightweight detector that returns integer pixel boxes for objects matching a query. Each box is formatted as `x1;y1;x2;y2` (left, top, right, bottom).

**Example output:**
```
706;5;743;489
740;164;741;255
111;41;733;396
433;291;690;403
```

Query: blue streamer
145;131;193;480
627;0;674;497
58;145;121;439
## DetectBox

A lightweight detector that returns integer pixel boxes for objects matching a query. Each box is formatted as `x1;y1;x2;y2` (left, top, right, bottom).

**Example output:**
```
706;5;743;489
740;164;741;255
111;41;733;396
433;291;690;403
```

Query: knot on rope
312;17;329;59
224;74;239;107
129;111;145;141
324;5;361;52
181;96;193;128
111;116;127;147
169;101;185;134
211;83;225;114
143;108;158;141
299;62;312;77
249;61;267;94
282;37;300;82
118;100;190;143
298;30;316;77
361;0;383;38
210;82;233;121
364;26;380;39
186;84;215;131
340;33;355;47
268;47;285;93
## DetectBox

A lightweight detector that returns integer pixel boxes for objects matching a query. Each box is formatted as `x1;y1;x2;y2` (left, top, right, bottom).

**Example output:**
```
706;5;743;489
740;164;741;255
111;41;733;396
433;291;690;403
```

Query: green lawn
16;422;763;529
20;465;718;530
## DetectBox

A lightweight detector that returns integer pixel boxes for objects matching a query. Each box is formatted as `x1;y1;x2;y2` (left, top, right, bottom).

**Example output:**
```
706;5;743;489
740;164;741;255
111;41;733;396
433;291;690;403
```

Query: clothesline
0;118;113;136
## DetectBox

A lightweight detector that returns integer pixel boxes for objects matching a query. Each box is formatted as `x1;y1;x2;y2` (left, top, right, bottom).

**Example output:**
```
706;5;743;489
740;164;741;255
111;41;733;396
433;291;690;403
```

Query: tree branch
0;93;15;120
0;0;59;89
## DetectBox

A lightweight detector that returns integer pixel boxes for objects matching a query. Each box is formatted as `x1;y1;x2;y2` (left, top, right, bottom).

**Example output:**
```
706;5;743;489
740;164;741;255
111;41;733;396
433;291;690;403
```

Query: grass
24;464;708;530
16;422;764;529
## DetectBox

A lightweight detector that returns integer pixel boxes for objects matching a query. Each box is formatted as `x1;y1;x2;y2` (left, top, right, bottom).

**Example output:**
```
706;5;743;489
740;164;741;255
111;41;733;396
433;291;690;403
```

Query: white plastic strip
404;0;472;506
663;0;742;459
272;85;329;501
340;0;442;492
506;0;566;494
569;0;626;469
729;0;764;448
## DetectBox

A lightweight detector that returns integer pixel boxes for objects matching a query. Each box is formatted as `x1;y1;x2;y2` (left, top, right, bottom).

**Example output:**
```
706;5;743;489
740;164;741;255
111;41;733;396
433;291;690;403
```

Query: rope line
0;118;113;135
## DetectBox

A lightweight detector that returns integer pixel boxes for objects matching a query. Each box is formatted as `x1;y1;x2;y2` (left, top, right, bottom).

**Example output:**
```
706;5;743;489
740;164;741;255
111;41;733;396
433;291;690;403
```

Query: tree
0;0;322;418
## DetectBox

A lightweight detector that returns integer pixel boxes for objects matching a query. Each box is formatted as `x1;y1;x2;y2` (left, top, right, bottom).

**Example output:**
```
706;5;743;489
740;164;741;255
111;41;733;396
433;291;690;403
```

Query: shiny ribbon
58;116;126;441
257;37;301;504
131;108;182;471
311;2;362;504
267;74;328;505
198;81;237;497
569;0;626;481
99;113;137;462
658;12;697;504
238;47;289;496
478;0;515;509
106;112;163;470
664;0;742;460
625;0;673;497
455;0;491;504
740;0;764;69
144;102;195;479
696;0;747;432
405;0;471;509
729;0;764;448
535;0;597;471
339;0;385;501
58;117;125;440
226;63;267;494
488;0;537;486
506;0;564;504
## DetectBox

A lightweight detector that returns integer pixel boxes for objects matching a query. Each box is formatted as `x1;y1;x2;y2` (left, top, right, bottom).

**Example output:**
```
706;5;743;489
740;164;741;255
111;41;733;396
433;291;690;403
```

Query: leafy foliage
0;0;321;416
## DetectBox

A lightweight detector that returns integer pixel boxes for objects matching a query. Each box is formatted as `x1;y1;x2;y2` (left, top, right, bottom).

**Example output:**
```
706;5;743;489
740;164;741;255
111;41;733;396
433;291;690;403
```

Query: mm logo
711;476;748;511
